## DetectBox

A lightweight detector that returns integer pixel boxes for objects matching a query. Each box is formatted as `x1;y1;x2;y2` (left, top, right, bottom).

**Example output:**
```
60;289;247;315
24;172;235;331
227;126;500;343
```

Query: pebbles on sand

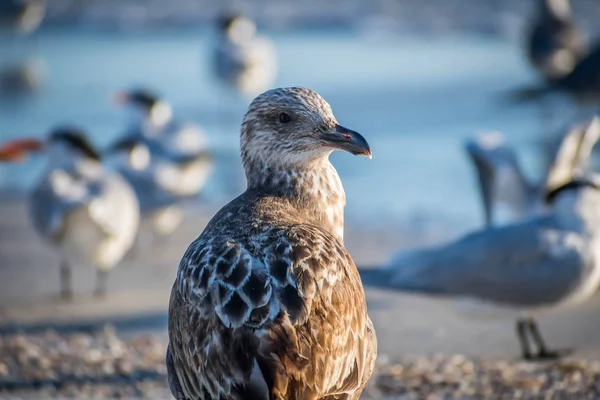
1;327;600;399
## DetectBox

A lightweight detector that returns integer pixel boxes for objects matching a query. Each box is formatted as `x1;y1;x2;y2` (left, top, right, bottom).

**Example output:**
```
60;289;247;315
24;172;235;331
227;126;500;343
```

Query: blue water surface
0;27;575;233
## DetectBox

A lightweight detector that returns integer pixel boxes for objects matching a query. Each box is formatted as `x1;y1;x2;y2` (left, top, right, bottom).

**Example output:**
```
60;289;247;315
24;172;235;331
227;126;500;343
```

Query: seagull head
0;126;100;163
113;88;172;127
218;12;256;43
240;87;371;173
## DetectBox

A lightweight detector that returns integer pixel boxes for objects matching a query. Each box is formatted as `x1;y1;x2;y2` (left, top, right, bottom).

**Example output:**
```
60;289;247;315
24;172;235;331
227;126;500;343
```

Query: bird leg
94;269;109;299
60;260;73;301
526;317;570;360
516;319;533;360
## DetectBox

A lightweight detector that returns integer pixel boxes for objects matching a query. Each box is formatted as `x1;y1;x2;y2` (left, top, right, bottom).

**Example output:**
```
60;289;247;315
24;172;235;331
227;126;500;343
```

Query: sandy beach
1;190;600;399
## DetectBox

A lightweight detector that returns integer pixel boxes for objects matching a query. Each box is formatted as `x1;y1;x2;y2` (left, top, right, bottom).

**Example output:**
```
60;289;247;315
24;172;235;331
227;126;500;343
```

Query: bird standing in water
0;128;140;299
167;87;376;399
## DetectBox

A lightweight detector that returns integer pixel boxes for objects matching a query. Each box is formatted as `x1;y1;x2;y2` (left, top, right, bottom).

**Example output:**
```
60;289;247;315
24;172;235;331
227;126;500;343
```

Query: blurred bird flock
3;0;600;399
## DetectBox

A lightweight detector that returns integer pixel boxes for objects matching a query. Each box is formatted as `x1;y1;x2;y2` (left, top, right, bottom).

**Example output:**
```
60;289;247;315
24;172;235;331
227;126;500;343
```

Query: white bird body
32;146;139;264
3;129;141;298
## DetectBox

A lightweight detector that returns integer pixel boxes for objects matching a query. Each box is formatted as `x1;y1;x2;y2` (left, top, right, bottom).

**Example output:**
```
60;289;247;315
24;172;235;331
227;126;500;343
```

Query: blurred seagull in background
0;0;46;94
107;136;212;241
0;127;139;300
362;117;600;360
109;89;213;241
167;87;376;399
113;88;209;159
526;0;587;82
212;12;277;98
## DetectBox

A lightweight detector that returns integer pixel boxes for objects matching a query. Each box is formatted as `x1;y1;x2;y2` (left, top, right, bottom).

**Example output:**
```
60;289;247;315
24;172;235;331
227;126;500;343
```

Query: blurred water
0;27;579;234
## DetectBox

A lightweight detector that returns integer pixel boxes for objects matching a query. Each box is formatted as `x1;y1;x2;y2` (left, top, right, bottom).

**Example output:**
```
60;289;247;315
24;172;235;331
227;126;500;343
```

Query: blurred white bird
361;117;600;360
0;0;47;94
0;127;140;300
109;89;213;239
211;13;277;98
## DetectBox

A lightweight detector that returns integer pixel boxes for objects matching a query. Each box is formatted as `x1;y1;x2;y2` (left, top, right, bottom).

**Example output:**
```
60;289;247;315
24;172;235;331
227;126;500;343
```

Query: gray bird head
240;87;371;175
0;126;100;163
48;127;101;161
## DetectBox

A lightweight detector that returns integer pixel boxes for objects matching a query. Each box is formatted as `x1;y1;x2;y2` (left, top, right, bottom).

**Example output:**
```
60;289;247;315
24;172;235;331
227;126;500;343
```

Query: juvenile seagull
168;87;376;399
0;128;140;299
526;0;587;81
362;118;600;361
212;13;277;98
110;89;213;238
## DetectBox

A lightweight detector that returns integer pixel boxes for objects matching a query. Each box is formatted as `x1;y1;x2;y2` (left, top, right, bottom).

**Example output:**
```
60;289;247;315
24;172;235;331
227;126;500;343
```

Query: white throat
245;154;346;241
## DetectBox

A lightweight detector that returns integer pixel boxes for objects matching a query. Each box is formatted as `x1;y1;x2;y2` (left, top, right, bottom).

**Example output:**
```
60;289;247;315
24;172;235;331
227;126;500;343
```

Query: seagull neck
246;158;346;240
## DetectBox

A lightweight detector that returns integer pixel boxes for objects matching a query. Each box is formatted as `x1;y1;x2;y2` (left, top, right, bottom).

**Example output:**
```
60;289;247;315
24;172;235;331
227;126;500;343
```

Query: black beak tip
353;146;372;158
334;124;372;159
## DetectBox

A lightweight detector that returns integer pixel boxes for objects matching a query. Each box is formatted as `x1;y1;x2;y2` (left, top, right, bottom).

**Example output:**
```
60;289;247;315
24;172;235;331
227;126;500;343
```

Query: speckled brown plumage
168;87;376;400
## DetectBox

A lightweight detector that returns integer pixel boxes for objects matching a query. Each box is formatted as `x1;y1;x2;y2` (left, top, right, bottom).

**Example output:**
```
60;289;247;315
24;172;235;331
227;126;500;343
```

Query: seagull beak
0;138;44;162
319;125;372;158
112;91;129;106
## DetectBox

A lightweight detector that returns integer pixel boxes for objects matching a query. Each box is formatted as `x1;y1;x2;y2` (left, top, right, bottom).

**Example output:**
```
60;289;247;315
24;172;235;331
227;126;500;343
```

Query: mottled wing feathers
166;344;186;400
169;224;375;399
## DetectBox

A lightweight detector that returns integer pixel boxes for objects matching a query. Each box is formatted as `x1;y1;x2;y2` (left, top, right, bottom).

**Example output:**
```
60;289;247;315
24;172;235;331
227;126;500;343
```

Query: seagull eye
278;113;291;123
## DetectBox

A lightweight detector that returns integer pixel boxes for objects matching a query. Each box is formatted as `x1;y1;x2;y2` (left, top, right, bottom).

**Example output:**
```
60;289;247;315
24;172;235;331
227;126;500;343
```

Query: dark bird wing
168;224;376;399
